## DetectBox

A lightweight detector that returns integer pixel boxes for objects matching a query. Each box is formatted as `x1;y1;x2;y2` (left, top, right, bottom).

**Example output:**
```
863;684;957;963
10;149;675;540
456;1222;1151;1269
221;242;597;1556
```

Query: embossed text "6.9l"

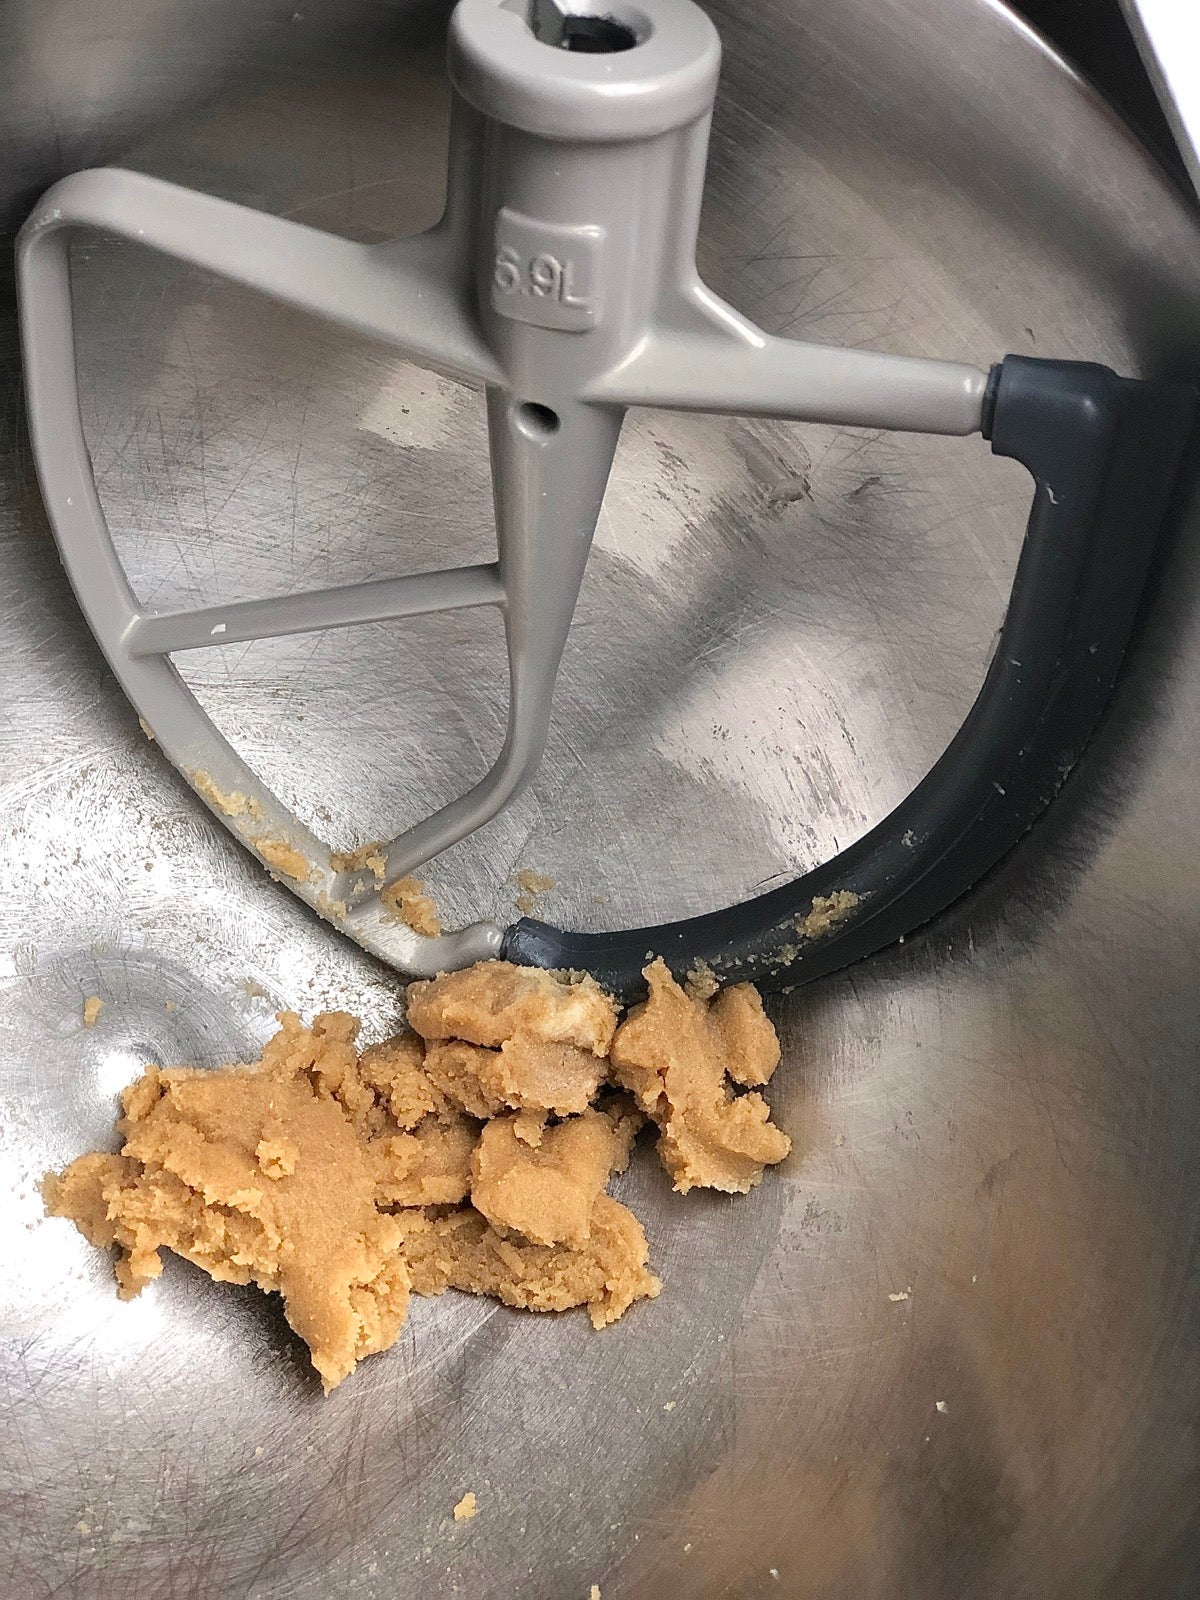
490;210;603;332
494;247;590;309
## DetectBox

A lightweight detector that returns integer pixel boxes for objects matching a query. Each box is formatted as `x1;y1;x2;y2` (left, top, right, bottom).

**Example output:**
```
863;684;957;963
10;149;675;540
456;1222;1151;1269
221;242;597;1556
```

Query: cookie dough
423;1036;606;1119
406;960;617;1054
611;957;790;1193
41;1026;410;1392
380;876;443;936
44;957;787;1390
257;838;311;881
471;1103;640;1247
513;867;555;915
399;1193;659;1329
188;769;263;819
330;841;388;883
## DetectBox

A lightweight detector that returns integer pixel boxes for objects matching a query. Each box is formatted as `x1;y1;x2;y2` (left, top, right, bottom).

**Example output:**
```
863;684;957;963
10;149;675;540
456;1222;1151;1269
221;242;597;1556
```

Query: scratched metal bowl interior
3;0;1200;1596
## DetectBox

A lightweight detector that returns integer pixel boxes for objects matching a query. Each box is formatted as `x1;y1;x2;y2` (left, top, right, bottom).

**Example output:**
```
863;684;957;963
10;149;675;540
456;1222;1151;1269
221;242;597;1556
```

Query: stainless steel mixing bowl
2;0;1199;1594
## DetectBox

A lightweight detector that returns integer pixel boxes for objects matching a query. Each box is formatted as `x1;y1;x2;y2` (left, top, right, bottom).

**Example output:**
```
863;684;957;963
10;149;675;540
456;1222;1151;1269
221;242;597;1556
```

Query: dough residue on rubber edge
795;889;860;938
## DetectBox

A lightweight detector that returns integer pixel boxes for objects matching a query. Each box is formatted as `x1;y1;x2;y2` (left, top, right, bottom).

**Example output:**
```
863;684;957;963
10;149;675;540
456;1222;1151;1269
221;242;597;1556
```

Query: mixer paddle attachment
16;0;1194;996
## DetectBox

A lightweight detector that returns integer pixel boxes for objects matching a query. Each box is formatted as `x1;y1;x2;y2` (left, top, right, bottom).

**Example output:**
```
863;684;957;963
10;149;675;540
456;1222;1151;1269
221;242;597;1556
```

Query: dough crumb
685;961;720;1001
258;838;311;881
453;1492;477;1522
381;876;443;936
188;770;263;820
513;867;555;915
591;1587;601;1600
610;959;789;1193
137;717;155;743
331;841;388;884
81;996;104;1029
888;1287;911;1303
935;1400;948;1414
796;889;859;939
163;998;178;1014
314;889;349;922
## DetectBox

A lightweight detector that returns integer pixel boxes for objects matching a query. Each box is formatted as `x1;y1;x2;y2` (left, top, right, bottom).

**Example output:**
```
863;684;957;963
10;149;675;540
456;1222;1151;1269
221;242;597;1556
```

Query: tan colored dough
188;769;263;820
399;1194;660;1328
423;1039;507;1119
380;876;442;937
329;841;388;883
610;958;791;1194
406;960;617;1055
486;1037;607;1114
44;951;788;1393
260;1010;383;1137
423;1035;606;1119
359;1033;447;1128
710;982;782;1087
374;1112;479;1208
42;1039;409;1392
257;838;311;881
471;1103;640;1247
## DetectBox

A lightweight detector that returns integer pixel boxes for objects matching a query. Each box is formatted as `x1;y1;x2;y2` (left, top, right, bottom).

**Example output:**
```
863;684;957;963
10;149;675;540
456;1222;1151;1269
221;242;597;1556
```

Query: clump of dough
513;867;555;915
406;960;617;1055
422;1036;606;1119
796;889;859;938
610;958;790;1194
188;770;263;820
471;1102;640;1247
422;1040;507;1120
330;841;388;884
44;953;788;1392
399;1194;660;1329
359;1033;447;1128
374;1113;479;1208
41;1032;411;1392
